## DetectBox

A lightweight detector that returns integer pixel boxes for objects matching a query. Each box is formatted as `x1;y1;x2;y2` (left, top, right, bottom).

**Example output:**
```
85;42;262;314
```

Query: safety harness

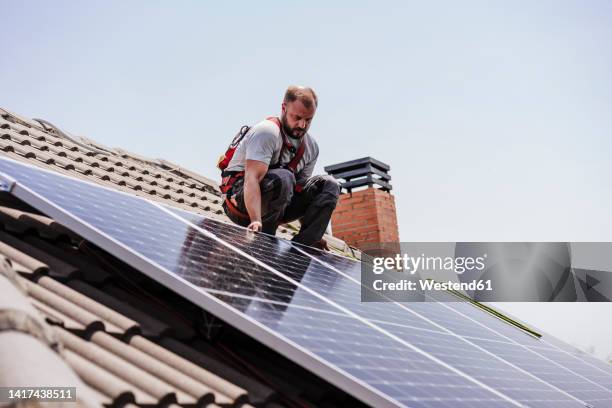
219;117;306;220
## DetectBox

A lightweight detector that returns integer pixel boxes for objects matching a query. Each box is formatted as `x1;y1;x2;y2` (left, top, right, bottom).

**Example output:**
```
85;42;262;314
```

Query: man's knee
316;175;341;208
275;169;297;189
263;169;296;201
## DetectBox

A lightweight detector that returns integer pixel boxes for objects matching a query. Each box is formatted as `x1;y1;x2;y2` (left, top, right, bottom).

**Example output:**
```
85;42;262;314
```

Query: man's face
281;100;316;138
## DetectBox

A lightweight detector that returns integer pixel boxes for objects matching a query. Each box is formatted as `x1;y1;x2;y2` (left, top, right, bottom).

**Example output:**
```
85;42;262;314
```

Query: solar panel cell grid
169;210;589;408
297;247;549;345
299;244;612;406
0;157;519;408
471;338;612;405
2;156;609;408
523;346;612;390
171;210;447;333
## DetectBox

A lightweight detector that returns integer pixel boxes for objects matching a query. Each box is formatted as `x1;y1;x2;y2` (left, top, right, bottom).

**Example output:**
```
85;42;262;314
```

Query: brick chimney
325;157;400;251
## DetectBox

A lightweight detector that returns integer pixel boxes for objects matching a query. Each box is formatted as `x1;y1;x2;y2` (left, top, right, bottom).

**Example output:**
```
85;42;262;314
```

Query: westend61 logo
372;253;487;275
360;242;612;302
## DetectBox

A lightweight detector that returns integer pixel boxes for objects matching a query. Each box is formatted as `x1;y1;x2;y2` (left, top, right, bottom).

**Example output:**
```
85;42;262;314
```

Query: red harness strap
221;171;250;220
221;117;307;221
219;171;244;194
266;116;306;183
286;141;306;173
224;195;250;220
220;171;244;194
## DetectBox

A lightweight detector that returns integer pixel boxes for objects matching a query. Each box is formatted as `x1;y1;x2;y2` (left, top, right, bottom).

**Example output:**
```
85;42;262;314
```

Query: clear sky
2;1;612;358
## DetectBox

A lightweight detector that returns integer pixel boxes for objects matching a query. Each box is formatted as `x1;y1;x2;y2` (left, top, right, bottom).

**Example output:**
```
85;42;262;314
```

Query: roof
0;107;364;408
0;107;354;255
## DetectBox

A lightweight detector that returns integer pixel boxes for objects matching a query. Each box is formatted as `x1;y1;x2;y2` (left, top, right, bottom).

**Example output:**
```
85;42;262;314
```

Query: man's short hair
284;85;318;109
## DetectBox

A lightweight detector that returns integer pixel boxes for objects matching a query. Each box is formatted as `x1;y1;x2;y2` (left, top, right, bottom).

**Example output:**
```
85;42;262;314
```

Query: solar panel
542;335;612;373
170;210;611;408
1;156;610;407
0;157;516;408
296;245;612;406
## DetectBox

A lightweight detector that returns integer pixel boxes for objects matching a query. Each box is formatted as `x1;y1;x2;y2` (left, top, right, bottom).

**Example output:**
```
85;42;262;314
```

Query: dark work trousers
223;168;341;246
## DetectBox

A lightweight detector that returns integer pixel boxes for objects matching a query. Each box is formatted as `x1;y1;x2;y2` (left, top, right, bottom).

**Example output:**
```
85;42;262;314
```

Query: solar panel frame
2;156;610;408
0;156;524;408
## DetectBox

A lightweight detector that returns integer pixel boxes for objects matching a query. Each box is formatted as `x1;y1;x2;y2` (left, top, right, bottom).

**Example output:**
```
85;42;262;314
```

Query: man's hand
316;238;330;251
247;220;262;232
244;160;268;227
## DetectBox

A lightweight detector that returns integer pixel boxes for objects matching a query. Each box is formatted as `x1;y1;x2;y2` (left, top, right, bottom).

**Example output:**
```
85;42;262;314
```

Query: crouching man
221;85;340;249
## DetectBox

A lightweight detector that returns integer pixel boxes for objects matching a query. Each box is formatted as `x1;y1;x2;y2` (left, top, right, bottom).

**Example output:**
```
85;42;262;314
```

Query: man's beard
281;114;306;138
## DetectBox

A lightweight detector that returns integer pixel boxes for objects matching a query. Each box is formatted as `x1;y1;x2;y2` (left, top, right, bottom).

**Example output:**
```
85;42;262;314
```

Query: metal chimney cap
325;157;392;193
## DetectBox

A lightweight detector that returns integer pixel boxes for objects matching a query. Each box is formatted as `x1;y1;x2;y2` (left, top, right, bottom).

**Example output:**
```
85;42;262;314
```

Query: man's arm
243;159;268;231
242;123;277;232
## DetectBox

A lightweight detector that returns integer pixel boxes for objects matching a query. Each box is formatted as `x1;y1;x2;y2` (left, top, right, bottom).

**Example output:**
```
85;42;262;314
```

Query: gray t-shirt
225;118;319;185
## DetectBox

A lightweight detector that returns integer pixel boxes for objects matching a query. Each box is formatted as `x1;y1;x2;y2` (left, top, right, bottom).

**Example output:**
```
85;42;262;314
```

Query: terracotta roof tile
3;209;78;241
22;278;110;333
54;156;76;171
129;335;247;404
74;162;94;175
161;337;277;406
2;231;82;276
30;296;87;331
27;137;50;151
56;327;195;406
102;284;196;340
0;239;48;274
91;331;221;405
63;348;157;405
37;276;139;335
65;280;172;338
20;235;110;282
10;143;36;158
107;172;127;186
4;131;31;145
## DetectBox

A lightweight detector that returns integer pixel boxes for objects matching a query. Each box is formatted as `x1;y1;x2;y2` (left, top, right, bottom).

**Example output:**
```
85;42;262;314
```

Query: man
221;85;341;249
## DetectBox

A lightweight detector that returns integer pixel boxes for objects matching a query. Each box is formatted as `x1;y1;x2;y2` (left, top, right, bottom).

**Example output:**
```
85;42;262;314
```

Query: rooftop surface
0;107;363;408
0;107;354;255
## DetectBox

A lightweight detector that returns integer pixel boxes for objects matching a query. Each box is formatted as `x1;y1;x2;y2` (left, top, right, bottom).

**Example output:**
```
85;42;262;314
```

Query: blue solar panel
471;338;612;405
298;244;612;407
291;246;546;343
169;208;444;332
1;156;610;407
170;210;604;408
541;337;612;378
0;156;519;408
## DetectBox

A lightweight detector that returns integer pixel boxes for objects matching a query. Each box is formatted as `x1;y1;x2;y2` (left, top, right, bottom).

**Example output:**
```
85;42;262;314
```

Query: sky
2;1;612;358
